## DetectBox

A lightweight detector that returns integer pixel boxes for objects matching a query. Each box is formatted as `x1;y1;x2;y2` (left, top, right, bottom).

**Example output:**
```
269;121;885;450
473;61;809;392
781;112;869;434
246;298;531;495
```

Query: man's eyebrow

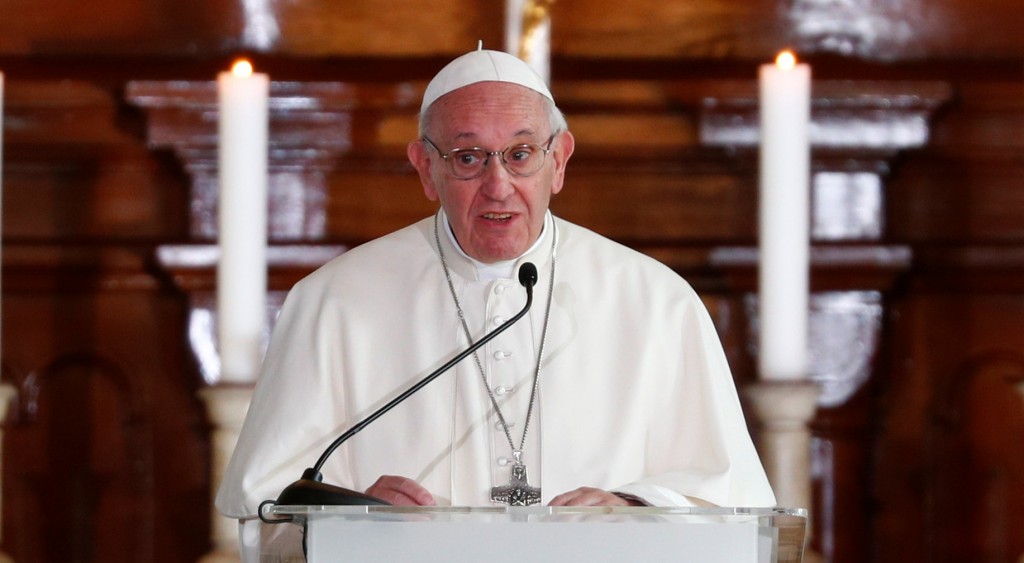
450;129;539;143
451;132;479;143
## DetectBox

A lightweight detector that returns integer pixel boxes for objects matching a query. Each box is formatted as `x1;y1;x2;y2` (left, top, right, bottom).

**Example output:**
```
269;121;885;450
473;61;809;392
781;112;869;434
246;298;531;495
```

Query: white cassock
216;211;776;557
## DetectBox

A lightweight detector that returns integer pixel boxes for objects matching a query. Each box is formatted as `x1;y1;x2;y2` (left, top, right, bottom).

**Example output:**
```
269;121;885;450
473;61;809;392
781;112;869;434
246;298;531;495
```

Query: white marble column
0;383;16;563
198;385;253;563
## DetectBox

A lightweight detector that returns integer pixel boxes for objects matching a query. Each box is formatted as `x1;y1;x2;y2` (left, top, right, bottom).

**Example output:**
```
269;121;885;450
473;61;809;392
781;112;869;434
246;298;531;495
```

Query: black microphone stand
260;263;539;523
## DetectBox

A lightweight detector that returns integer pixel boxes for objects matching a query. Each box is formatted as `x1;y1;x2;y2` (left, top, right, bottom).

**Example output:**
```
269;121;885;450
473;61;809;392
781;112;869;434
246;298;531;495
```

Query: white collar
442;211;552;281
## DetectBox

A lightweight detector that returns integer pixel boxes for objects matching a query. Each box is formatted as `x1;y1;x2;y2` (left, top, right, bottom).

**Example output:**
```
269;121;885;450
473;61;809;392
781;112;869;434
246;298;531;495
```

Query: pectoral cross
490;453;541;506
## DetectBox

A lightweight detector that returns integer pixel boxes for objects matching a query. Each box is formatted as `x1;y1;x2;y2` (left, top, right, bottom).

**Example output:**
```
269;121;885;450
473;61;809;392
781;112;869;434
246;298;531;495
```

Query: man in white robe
216;47;775;554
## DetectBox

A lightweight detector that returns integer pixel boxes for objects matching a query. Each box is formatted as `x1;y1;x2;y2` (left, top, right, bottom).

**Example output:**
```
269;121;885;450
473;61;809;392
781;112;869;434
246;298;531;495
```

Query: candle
1;71;4;370
217;59;269;383
0;71;4;370
758;50;811;380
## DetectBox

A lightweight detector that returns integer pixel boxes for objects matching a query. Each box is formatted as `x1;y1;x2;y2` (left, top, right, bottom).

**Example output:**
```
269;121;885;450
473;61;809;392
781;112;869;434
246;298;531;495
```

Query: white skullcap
421;46;554;113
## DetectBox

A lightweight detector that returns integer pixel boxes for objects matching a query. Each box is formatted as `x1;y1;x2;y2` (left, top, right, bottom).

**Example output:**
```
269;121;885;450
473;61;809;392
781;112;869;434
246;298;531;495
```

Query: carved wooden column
127;80;415;561
700;80;950;561
0;383;15;563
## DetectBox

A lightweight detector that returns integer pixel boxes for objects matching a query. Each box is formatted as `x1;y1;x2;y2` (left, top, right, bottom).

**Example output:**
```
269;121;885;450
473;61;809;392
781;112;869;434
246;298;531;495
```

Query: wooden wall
1;1;1022;561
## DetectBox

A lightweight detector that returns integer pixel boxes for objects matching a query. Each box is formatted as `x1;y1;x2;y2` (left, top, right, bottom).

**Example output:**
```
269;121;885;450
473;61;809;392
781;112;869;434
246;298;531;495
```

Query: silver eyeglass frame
421;134;556;180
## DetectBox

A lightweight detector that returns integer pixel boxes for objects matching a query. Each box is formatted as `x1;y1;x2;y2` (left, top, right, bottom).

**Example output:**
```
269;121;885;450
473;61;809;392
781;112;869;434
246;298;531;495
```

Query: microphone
260;262;539;522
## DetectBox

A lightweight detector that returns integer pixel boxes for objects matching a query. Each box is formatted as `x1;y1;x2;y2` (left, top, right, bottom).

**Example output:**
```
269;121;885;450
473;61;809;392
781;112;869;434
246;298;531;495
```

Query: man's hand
365;475;436;506
548;487;644;507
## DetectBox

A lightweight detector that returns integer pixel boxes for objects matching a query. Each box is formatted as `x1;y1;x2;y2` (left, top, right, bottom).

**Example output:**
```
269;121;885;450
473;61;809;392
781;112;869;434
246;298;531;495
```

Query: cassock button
495;420;515;430
494;350;512;360
497;456;511;466
494;285;506;295
494;385;513;395
492;316;505;326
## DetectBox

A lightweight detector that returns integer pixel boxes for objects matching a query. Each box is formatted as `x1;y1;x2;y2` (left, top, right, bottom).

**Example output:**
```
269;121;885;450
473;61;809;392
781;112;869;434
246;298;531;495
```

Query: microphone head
518;262;538;288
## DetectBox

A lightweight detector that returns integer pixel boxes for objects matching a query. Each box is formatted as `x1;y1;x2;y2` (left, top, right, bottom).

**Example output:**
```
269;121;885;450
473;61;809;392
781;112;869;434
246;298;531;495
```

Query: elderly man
216;47;775;552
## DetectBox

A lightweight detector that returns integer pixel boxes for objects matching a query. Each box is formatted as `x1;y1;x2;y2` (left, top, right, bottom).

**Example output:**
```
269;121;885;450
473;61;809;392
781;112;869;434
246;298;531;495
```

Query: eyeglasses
422;135;556;180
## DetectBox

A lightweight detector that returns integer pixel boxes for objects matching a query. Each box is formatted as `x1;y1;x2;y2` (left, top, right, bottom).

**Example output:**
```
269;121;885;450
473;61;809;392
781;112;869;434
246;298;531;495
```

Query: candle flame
775;50;797;70
231;59;254;78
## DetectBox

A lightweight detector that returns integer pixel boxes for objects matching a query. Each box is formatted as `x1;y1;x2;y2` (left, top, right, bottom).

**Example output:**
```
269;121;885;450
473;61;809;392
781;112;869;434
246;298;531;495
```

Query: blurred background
0;1;1021;561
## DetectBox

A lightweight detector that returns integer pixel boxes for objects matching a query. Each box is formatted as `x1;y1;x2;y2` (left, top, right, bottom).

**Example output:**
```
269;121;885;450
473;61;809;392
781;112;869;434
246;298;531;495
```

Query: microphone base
274;478;391;507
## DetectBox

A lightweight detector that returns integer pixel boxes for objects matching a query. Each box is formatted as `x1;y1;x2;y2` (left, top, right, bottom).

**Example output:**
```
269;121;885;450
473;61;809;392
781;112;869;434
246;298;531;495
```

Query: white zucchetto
420;46;554;113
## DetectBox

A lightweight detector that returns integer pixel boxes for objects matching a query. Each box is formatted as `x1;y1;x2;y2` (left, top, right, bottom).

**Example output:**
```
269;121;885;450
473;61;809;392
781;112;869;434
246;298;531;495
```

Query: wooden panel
2;80;188;240
326;167;435;241
888;77;1024;243
888;156;1024;241
0;0;499;57
554;161;754;242
273;0;498;56
2;289;208;562
2;155;187;240
1;0;1022;59
876;295;1024;562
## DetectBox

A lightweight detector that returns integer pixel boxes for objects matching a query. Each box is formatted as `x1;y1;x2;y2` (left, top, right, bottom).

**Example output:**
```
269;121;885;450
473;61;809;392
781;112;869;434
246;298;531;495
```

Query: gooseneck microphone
260;262;539;523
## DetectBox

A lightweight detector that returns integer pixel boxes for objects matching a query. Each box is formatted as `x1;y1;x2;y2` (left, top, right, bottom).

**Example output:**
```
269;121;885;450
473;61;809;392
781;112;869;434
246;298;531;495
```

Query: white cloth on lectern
217;213;775;554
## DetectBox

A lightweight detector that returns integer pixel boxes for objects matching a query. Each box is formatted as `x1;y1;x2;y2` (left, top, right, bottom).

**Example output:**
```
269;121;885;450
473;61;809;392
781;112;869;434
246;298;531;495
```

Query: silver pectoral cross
490;454;541;506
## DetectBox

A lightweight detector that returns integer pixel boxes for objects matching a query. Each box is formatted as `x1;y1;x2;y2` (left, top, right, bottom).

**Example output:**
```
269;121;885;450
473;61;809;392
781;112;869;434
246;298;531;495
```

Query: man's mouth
482;213;514;222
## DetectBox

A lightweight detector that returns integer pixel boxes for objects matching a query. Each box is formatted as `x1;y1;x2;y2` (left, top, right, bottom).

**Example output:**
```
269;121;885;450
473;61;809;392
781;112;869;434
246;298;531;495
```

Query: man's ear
549;130;575;196
408;140;439;201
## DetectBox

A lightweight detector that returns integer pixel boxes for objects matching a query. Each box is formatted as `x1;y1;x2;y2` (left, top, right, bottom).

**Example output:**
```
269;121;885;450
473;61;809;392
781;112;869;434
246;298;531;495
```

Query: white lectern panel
260;506;806;563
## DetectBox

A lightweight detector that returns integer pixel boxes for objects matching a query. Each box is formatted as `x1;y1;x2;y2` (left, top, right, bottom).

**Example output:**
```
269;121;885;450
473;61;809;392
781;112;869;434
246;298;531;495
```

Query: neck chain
433;212;556;505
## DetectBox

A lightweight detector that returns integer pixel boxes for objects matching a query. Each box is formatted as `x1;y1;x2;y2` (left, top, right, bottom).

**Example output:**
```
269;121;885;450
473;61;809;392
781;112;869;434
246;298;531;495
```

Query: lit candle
217;59;269;383
758;50;811;380
1;71;4;370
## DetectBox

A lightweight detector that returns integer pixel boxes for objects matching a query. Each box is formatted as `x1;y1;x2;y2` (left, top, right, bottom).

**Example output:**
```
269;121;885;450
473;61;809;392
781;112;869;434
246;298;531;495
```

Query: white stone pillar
745;380;821;562
0;383;16;563
198;385;253;563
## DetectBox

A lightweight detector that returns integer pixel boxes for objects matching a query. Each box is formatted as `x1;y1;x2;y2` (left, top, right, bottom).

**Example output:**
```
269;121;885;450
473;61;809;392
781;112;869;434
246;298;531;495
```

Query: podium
259;506;808;562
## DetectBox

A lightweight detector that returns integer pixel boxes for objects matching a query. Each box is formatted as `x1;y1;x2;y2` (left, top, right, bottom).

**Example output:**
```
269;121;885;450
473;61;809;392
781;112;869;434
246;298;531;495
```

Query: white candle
0;71;3;370
758;51;811;380
1;71;4;370
217;59;269;383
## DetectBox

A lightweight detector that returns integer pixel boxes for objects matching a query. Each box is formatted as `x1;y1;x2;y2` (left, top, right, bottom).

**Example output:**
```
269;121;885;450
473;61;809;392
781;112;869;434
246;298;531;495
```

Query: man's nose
479;156;514;199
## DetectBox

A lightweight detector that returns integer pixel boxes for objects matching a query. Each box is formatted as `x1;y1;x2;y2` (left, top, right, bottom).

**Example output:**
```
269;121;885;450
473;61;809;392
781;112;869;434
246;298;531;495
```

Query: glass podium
259;505;808;562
